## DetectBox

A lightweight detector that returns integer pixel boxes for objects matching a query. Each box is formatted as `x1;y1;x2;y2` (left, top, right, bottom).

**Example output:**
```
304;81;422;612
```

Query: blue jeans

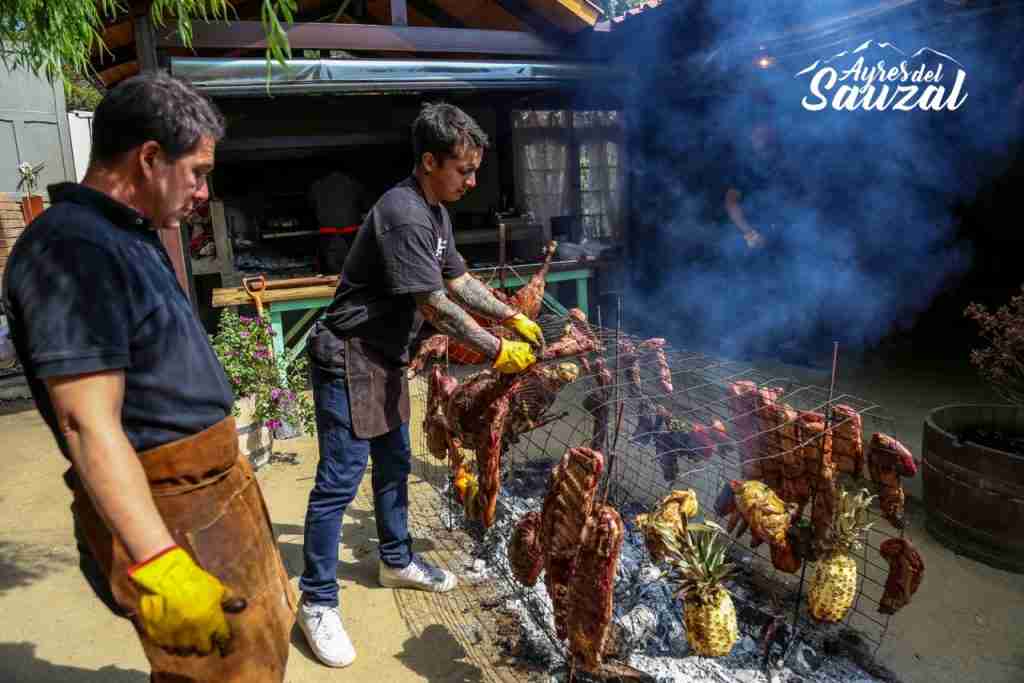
299;365;413;607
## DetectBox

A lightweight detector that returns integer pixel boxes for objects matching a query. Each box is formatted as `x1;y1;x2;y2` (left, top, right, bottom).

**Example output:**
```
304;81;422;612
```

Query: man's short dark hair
90;73;226;165
412;102;489;166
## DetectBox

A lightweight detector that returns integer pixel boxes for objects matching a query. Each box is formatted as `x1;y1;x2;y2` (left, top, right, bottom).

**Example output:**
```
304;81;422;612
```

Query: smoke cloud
608;1;1023;361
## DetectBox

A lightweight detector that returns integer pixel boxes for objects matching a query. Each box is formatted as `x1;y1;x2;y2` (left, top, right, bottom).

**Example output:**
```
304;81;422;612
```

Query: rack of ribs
567;504;624;671
541;447;605;641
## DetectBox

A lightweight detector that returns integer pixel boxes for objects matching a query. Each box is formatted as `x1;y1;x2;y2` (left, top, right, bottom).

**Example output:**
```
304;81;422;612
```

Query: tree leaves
0;0;297;83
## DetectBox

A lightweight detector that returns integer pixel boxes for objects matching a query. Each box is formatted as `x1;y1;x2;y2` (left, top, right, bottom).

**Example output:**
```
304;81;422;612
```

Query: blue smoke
607;1;1024;361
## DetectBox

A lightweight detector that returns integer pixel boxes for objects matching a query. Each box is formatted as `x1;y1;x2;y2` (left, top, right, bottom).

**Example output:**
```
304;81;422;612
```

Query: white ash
455;470;893;683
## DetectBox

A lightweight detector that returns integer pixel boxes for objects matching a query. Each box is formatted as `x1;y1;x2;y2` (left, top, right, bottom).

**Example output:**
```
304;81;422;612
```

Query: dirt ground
1;396;1021;683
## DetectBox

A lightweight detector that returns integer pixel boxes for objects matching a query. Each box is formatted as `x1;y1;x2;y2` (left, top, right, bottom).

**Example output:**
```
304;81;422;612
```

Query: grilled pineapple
661;522;738;657
808;487;874;622
635;489;699;562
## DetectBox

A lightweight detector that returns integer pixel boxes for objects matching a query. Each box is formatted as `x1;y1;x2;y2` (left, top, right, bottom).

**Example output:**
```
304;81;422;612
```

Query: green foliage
210;309;315;436
63;68;104;111
966;285;1024;407
0;0;297;82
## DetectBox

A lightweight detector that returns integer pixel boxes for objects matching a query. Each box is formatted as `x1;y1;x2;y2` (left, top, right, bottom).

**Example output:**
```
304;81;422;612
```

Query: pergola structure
89;0;608;301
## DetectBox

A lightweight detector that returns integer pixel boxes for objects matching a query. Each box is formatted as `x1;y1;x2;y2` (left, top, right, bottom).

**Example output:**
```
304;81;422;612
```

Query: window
513;109;625;242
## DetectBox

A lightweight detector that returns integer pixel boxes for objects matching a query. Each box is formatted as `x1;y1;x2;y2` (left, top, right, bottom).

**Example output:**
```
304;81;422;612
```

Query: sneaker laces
308;605;346;644
408;555;445;584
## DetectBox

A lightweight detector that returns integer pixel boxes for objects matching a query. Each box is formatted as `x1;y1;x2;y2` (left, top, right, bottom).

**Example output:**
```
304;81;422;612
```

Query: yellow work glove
129;546;232;656
493;339;536;374
502;312;543;347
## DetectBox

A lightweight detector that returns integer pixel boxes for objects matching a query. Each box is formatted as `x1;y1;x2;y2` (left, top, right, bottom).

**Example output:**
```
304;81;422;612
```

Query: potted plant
919;286;1024;573
16;161;46;224
210;309;316;467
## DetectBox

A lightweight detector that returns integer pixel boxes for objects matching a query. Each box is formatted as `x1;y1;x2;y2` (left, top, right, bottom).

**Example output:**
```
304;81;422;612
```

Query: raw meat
584;359;614;450
507;241;558;320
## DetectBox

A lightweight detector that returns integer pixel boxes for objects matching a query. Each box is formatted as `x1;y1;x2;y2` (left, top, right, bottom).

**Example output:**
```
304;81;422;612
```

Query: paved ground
0;343;1021;683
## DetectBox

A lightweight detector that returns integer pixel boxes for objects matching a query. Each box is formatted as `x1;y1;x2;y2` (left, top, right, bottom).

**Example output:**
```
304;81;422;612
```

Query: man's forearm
447;274;517;322
68;427;175;562
417;290;501;358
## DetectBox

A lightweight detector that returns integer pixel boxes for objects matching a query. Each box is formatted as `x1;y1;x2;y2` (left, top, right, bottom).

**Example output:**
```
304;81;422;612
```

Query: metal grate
408;312;907;679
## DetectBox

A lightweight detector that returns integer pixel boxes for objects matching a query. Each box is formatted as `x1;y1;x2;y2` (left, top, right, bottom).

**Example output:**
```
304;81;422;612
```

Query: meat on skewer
878;538;924;614
508;511;545;587
541;447;604;641
567;504;624;671
831;404;865;478
867;433;918;529
637;337;673;394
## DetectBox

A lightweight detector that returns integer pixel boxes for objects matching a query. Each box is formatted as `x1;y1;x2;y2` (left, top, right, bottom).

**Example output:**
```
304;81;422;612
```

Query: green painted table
215;264;595;368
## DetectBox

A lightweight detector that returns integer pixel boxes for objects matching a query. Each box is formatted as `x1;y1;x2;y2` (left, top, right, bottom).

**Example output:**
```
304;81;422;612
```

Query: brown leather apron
345;338;410;439
69;417;297;683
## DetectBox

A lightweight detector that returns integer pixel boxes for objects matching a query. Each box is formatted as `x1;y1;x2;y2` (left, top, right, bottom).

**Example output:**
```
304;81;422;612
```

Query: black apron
344;337;410;439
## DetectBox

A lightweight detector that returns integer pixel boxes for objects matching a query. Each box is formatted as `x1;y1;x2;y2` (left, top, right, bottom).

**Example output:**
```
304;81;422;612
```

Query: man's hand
503;312;543;347
493;339;536;374
130;546;233;655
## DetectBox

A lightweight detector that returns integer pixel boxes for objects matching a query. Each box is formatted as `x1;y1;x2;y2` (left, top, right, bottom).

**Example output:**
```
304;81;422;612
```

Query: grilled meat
542;447;604;640
879;538;924;614
568;504;624;671
831;404;865;478
507;241;558;320
584;359;614;450
867;433;918;529
637;337;673;394
508;511;545;587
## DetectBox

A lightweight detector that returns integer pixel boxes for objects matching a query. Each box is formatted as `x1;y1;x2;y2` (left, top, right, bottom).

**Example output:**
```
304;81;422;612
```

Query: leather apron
69;417;297;683
345;337;410;439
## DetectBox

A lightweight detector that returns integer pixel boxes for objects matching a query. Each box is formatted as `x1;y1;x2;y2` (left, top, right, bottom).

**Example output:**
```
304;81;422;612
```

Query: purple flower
271;388;282;401
265;419;282;431
240;316;252;323
286;391;296;401
240;331;250;338
255;349;270;360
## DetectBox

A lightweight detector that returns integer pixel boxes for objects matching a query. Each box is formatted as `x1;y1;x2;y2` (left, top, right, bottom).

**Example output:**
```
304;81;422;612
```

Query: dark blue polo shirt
1;183;233;457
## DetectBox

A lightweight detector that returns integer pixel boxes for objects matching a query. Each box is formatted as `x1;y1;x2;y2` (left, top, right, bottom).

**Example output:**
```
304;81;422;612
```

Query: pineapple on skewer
660;522;739;657
635;489;699;563
808;487;875;623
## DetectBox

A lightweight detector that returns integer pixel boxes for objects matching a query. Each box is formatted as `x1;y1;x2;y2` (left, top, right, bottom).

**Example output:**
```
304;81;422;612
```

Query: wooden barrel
235;395;274;470
922;404;1024;573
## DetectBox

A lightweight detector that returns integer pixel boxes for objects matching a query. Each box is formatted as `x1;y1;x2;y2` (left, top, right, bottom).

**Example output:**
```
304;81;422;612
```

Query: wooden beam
390;0;408;25
156;21;566;56
132;6;159;71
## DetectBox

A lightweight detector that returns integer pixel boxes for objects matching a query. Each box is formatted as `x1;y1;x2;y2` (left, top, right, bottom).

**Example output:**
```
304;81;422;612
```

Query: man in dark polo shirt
298;103;542;668
2;74;294;682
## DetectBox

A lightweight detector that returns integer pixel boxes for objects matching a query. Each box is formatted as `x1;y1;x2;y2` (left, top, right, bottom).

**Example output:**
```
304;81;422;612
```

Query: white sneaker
298;600;356;668
378;555;457;593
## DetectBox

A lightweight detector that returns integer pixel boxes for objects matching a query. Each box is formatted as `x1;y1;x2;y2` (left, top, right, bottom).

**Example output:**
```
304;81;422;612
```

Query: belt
319;224;360;235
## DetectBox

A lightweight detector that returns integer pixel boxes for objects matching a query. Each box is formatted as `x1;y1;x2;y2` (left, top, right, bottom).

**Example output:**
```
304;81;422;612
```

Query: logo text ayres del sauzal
795;40;967;112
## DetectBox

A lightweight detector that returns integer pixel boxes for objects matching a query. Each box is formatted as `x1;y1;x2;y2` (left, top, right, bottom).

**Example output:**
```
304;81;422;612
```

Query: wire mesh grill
408;311;908;679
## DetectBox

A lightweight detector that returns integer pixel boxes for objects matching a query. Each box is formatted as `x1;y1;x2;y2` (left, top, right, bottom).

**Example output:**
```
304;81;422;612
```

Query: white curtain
579;138;624;241
514;111;573;242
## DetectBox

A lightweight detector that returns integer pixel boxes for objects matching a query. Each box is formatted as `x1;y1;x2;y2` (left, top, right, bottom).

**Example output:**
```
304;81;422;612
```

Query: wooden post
133;2;193;302
390;0;408;25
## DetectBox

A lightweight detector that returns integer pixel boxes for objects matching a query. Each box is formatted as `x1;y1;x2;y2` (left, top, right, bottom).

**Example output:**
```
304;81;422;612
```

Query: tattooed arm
446;273;517;322
414;289;501;359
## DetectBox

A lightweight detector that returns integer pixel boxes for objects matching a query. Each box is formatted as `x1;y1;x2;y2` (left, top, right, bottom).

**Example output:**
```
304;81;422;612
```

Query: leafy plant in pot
16;161;46;223
211;309;316;448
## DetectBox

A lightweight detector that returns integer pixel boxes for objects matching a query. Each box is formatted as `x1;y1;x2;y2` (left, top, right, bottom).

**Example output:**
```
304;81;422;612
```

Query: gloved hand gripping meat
409;242;558;372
